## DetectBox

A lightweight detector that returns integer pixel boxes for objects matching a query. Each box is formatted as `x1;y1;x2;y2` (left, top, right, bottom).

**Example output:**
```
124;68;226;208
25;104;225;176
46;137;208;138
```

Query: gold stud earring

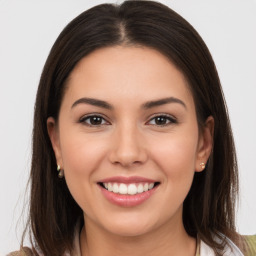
57;164;64;178
199;162;205;170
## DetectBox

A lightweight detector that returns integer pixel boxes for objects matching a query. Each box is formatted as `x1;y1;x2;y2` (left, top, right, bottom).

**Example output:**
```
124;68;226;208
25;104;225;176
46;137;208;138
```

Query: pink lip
98;176;159;207
99;176;157;184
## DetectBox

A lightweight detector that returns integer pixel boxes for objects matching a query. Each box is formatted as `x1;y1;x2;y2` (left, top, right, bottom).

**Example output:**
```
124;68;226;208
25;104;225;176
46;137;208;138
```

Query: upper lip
98;176;158;184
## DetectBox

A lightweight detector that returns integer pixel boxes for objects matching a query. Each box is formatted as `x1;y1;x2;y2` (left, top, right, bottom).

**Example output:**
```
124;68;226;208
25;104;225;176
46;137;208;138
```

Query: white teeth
113;183;119;193
137;184;144;193
119;183;128;194
104;182;156;195
108;183;112;192
149;183;154;189
128;184;137;195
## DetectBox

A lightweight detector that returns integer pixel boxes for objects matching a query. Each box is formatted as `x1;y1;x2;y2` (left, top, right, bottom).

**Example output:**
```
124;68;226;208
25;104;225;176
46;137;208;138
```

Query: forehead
64;46;194;108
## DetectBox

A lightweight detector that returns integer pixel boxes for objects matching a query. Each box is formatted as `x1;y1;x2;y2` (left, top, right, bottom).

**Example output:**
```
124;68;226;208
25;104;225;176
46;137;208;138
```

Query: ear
195;116;214;172
47;117;63;168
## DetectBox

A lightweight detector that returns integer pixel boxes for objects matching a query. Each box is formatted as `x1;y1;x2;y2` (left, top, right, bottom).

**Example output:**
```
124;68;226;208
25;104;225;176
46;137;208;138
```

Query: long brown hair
24;1;240;255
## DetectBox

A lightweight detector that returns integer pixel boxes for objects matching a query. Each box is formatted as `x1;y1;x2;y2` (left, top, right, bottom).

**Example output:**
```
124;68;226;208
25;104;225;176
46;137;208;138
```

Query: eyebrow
142;97;187;110
71;96;186;110
72;97;113;110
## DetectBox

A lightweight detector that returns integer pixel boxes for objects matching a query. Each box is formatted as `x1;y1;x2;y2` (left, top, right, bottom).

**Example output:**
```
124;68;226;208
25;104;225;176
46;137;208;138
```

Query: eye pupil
155;116;167;125
90;116;102;125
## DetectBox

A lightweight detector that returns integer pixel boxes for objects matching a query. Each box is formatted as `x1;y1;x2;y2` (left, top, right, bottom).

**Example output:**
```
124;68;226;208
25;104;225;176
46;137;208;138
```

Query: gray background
0;0;255;254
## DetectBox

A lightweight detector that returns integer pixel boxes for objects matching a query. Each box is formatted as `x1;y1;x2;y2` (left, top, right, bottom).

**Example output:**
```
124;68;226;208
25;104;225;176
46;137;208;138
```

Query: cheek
149;129;199;183
59;134;109;213
60;132;106;176
58;131;108;200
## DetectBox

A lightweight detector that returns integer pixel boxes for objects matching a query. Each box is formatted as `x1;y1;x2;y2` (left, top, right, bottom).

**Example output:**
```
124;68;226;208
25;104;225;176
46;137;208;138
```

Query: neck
80;211;196;256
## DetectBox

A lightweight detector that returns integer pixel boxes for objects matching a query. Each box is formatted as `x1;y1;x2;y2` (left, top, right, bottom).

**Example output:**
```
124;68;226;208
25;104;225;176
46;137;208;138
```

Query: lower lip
99;185;158;207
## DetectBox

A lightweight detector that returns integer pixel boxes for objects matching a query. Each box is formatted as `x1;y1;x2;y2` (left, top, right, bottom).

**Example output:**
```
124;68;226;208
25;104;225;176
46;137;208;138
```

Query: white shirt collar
200;235;244;256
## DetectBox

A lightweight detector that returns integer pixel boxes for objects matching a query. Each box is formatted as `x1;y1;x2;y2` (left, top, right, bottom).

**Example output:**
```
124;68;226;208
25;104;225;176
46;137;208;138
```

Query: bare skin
79;206;196;256
48;46;214;256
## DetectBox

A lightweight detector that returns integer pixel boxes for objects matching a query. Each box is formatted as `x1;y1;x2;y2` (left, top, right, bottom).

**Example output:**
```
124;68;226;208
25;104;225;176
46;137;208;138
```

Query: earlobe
195;116;214;172
47;117;63;168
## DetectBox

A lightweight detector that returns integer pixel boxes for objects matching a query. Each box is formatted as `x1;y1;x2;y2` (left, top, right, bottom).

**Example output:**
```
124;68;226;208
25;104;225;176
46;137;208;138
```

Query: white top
200;235;244;256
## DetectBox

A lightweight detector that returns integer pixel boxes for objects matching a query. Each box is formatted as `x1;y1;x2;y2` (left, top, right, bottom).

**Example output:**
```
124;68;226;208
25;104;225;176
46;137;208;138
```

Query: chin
108;225;152;237
99;214;158;237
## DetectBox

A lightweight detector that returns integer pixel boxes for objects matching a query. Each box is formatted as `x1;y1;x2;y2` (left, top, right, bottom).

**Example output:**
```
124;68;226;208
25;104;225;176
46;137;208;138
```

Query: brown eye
148;115;177;126
155;116;169;125
80;115;108;126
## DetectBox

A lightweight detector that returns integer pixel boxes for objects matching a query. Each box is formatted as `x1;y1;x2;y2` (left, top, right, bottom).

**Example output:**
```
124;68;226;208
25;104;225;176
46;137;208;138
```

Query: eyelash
79;114;110;127
79;114;177;127
146;114;177;126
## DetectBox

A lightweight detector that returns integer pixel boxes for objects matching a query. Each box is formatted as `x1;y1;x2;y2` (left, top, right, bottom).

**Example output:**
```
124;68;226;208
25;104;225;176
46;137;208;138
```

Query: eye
80;115;109;126
147;114;177;126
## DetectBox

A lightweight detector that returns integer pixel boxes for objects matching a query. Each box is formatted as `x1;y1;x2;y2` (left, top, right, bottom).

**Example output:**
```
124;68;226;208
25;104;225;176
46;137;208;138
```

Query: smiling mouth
98;182;160;195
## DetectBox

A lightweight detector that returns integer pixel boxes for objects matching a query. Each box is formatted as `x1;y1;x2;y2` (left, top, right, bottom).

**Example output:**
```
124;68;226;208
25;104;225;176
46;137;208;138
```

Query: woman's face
48;46;213;237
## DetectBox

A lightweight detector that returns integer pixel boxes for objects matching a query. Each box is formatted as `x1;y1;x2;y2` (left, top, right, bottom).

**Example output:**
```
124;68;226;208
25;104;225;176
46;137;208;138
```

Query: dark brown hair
24;1;241;255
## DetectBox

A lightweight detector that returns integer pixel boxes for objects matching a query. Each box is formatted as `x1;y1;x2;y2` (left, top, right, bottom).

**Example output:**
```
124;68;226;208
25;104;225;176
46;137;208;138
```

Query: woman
8;1;256;255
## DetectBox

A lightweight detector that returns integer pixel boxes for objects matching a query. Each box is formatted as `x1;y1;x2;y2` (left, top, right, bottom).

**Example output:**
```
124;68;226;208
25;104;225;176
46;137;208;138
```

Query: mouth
97;176;160;207
98;181;160;195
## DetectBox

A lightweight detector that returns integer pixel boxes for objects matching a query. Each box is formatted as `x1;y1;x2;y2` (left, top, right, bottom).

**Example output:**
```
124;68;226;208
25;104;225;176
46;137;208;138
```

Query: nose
108;123;148;167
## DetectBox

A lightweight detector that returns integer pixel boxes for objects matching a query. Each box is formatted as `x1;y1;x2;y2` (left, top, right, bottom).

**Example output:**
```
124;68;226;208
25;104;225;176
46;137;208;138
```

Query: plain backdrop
0;0;255;254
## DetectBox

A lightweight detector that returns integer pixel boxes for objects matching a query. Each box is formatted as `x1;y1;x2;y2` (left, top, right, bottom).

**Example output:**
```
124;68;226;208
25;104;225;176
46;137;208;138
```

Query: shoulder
7;247;35;256
243;235;256;256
